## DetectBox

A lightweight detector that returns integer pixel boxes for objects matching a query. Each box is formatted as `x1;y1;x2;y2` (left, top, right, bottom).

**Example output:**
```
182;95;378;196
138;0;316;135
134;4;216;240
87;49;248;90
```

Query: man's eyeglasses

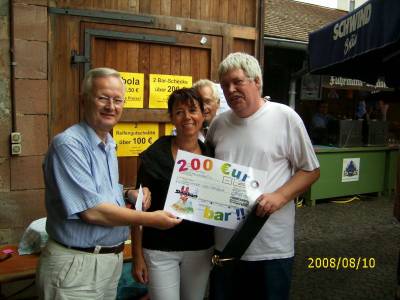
95;96;125;107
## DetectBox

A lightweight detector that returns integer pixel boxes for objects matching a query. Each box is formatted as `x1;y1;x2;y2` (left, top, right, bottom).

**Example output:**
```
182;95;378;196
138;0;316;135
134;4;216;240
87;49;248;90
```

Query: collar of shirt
81;121;116;153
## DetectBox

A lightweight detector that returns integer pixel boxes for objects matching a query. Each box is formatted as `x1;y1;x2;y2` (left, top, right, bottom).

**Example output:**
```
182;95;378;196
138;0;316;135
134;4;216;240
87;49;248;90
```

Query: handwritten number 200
177;159;213;172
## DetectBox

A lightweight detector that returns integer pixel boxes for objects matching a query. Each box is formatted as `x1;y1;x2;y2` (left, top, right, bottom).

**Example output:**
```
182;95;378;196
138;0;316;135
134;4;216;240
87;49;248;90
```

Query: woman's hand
132;253;149;284
128;187;152;211
141;187;151;211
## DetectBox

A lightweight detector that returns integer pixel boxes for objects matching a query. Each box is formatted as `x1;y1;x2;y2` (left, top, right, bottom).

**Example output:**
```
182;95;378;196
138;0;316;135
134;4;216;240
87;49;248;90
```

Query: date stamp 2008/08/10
307;257;376;270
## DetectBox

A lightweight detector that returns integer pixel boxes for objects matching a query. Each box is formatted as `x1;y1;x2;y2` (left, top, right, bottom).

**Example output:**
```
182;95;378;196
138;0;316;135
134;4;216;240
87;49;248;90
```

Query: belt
212;203;270;267
57;241;125;254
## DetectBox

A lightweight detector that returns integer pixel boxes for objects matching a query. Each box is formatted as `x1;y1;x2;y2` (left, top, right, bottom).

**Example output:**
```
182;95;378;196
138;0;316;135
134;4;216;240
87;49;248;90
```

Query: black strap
212;203;269;267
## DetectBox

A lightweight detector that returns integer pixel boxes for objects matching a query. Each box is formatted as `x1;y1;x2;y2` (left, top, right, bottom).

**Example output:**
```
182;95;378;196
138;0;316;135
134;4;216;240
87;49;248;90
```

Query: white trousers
143;247;213;300
36;239;123;300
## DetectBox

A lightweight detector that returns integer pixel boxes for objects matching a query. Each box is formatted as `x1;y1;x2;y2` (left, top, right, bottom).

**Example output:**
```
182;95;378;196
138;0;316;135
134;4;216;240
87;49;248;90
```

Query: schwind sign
332;3;372;56
308;0;400;87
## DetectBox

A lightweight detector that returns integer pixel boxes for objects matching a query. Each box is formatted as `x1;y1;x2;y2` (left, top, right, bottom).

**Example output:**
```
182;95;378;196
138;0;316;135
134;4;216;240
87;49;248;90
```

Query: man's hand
255;192;287;217
148;211;182;229
255;168;320;217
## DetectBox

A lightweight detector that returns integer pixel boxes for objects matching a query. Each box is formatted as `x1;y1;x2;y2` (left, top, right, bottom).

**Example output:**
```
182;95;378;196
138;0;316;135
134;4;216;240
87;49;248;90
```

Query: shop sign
165;123;176;136
300;74;322;100
149;74;192;109
322;76;392;91
113;123;159;157
342;158;360;182
119;72;144;108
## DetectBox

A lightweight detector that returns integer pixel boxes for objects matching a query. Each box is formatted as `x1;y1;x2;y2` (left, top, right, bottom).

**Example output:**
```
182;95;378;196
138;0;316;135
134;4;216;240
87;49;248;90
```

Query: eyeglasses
95;96;125;107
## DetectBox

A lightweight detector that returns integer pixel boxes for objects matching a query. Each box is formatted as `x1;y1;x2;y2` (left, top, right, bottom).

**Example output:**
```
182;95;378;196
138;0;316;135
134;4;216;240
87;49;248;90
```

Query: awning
308;0;400;88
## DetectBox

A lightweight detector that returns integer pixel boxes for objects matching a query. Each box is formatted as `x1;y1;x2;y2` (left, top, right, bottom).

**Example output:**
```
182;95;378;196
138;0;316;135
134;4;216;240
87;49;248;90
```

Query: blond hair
218;52;263;94
193;79;220;104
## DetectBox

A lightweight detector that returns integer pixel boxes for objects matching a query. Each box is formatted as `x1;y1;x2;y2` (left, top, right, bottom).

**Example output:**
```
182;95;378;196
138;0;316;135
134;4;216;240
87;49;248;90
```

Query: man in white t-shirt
207;53;320;300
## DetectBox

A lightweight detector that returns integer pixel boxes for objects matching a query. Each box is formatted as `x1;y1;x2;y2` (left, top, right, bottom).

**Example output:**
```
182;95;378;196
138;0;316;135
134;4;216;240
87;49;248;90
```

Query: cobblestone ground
291;195;400;300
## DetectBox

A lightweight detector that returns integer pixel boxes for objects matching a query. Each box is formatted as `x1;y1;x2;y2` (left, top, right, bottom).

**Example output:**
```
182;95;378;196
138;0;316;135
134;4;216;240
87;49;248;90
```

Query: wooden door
82;22;222;187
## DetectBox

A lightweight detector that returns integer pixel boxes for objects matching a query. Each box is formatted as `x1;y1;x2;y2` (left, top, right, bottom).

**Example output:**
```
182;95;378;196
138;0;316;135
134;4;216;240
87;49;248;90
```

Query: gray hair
218;52;263;93
82;67;124;99
193;79;220;104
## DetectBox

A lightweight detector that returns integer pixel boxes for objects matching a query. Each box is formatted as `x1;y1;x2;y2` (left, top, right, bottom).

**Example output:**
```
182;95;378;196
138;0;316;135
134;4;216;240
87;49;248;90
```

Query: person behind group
193;79;220;138
311;101;334;127
131;88;214;300
207;52;320;300
377;99;389;121
36;67;181;300
355;99;367;119
310;101;334;144
369;99;389;121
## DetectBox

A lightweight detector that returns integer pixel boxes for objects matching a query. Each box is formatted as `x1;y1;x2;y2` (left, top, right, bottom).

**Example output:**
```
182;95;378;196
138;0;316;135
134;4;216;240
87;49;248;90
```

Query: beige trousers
36;240;123;300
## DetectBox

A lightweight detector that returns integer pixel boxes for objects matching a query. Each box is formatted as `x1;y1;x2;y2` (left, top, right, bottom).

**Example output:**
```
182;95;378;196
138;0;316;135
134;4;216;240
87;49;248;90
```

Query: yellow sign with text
120;72;144;108
164;123;176;136
113;123;159;157
149;74;192;109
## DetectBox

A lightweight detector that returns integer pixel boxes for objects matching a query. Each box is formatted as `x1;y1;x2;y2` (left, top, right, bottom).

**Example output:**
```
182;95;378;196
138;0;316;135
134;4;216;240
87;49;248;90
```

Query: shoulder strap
212;203;269;267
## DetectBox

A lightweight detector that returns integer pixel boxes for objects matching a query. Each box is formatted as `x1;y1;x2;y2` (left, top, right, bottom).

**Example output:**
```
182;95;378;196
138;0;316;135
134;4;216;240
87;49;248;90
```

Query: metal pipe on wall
289;65;308;110
288;79;296;109
9;0;16;132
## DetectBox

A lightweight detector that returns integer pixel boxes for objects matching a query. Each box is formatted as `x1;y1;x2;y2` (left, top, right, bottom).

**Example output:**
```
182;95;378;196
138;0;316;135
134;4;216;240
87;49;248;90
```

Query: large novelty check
164;150;267;229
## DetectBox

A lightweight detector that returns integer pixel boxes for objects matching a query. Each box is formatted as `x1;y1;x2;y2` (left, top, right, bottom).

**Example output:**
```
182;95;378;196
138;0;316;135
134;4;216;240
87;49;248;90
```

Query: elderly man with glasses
36;67;181;300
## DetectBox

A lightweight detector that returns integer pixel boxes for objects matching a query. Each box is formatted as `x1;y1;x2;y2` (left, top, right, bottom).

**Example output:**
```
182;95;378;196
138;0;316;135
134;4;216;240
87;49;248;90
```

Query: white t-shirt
207;101;319;261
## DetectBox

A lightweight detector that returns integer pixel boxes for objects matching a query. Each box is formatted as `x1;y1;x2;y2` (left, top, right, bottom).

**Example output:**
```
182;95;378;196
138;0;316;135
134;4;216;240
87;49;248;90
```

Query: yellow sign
149;74;192;109
113;123;159;157
120;72;144;108
165;123;176;136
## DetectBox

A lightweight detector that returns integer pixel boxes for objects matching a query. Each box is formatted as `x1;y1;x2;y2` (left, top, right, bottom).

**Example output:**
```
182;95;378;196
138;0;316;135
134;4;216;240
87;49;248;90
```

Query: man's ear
254;76;261;90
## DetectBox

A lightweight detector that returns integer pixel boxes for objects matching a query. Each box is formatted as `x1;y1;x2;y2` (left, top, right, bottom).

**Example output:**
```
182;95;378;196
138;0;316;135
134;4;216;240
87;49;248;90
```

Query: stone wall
0;0;47;245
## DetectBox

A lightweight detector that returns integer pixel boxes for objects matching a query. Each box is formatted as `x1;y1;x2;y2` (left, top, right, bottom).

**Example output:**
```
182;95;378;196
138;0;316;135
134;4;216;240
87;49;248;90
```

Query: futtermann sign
321;76;392;91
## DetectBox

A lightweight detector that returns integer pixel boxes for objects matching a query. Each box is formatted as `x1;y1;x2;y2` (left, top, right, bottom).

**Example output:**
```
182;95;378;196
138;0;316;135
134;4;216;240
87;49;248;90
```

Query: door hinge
71;51;90;64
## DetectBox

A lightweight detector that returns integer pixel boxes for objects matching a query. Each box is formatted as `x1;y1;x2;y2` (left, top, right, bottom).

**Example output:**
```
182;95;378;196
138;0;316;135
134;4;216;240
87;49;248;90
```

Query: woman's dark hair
167;87;204;116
